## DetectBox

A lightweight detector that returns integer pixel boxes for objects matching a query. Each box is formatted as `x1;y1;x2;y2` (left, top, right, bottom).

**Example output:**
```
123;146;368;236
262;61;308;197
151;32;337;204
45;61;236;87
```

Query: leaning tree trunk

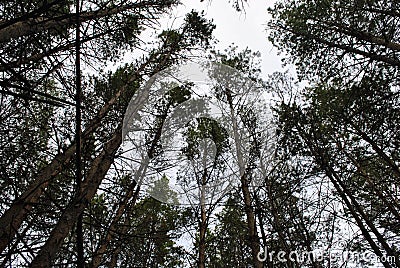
91;107;170;267
297;123;400;268
0;53;156;254
225;89;263;268
30;129;122;267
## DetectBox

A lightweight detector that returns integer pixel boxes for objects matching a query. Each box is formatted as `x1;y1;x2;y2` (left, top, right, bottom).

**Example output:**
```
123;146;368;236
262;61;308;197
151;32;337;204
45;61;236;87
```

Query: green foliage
207;194;253;267
183;11;216;48
147;175;179;205
89;193;108;220
0;0;219;266
269;2;400;264
155;10;215;61
182;117;229;160
272;71;400;263
0;82;55;199
92;64;140;105
165;83;192;107
119;193;189;267
210;45;263;81
268;0;400;81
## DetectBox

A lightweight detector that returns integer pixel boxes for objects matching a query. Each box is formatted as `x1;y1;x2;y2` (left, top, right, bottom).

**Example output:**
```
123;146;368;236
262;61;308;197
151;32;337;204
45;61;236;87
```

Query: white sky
169;0;284;76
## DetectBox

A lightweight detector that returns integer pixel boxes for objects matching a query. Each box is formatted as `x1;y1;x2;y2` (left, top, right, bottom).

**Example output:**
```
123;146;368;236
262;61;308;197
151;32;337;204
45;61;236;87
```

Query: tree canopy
1;0;399;267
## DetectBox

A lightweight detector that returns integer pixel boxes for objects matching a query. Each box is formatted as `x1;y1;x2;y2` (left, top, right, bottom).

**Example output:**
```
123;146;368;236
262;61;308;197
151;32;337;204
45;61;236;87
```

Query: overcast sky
169;0;284;76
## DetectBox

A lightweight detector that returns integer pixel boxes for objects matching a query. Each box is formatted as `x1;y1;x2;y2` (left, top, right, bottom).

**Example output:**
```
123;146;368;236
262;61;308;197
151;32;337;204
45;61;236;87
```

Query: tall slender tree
0;2;216;265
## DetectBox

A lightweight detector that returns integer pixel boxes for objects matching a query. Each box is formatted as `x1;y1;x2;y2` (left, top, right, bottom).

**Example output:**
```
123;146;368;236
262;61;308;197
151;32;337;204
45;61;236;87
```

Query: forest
0;0;399;267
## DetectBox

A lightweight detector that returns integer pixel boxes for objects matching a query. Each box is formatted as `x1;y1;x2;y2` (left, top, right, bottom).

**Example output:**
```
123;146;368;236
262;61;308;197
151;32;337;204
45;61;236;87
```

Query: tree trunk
0;2;171;43
0;56;152;254
348;120;400;179
297;123;400;268
0;143;76;254
91;108;168;267
224;88;262;268
336;139;400;221
107;185;142;268
240;174;263;268
254;194;274;268
30;130;122;267
198;171;207;268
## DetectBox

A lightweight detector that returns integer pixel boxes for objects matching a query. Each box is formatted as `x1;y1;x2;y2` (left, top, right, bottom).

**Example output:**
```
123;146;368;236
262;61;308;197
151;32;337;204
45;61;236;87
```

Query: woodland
0;0;399;267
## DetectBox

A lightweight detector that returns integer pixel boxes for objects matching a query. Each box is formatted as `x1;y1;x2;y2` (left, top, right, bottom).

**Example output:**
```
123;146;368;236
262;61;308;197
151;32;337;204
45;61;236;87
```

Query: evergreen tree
0;1;216;265
208;193;253;267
